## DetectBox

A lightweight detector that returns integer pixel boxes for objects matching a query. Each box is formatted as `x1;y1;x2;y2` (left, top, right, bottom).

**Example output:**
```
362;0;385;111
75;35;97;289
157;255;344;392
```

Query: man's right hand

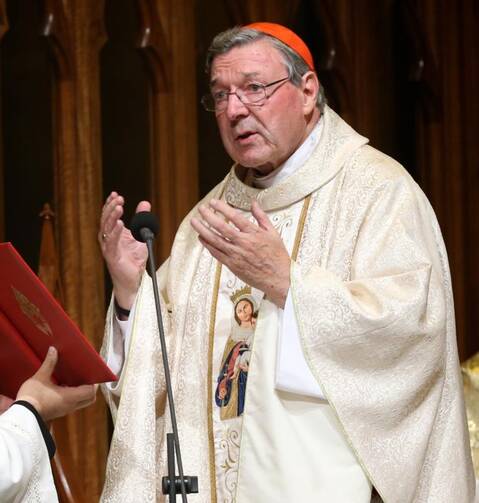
99;191;150;310
16;347;96;422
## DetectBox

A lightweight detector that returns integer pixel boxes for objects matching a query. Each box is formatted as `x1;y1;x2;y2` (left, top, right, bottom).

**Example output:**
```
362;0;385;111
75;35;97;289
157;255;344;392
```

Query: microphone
128;209;197;501
130;211;159;243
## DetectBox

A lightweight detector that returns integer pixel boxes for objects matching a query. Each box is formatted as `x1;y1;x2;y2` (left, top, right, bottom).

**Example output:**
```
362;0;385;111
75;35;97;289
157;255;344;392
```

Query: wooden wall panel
134;1;173;261
225;0;299;25
100;0;198;263
101;0;152;227
196;3;233;197
398;0;479;360
40;1;108;500
461;0;479;360
168;0;198;236
1;0;55;269
0;0;198;500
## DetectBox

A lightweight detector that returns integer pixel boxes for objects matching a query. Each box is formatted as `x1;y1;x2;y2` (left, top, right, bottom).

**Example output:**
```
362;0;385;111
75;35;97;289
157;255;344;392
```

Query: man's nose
225;92;249;120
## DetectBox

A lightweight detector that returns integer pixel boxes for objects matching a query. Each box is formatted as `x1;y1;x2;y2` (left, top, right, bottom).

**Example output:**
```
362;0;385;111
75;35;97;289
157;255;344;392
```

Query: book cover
0;242;117;398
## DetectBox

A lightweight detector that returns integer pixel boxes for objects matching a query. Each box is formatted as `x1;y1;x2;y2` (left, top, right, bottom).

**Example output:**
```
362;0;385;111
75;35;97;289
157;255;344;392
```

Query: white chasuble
100;106;475;503
210;201;371;503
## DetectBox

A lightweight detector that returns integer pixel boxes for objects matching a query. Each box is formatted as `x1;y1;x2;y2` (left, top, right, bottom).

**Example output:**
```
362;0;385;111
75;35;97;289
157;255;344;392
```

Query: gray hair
205;27;326;112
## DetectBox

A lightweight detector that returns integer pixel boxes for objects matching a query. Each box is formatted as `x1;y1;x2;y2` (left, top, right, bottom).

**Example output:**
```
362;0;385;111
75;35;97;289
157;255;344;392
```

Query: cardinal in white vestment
99;23;475;503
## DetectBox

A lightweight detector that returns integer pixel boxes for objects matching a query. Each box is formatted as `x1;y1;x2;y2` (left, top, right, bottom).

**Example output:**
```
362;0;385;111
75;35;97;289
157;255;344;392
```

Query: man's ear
301;71;320;115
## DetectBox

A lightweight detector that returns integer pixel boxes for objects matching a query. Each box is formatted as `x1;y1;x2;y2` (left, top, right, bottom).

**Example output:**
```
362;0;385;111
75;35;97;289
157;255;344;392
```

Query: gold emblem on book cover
12;286;53;337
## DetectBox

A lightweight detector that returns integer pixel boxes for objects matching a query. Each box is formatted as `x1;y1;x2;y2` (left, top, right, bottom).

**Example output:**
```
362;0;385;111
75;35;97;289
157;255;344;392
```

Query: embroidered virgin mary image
215;286;258;420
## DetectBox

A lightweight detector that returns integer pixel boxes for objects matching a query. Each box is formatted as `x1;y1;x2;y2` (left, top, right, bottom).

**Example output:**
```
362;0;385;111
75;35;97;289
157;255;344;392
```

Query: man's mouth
235;131;257;142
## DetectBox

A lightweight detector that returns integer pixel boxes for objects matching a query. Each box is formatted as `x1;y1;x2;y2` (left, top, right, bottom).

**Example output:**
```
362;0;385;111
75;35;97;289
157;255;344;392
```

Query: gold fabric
100;106;474;502
463;353;479;478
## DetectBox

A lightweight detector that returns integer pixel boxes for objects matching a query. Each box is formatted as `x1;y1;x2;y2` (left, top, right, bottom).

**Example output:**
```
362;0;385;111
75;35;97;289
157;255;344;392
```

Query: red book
0;242;117;398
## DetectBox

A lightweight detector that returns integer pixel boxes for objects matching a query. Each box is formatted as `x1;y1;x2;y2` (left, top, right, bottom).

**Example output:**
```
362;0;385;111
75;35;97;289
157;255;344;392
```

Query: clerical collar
247;118;323;189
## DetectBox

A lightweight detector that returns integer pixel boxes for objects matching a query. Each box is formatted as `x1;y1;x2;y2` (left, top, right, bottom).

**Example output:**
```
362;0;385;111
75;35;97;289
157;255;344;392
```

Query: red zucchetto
244;22;315;71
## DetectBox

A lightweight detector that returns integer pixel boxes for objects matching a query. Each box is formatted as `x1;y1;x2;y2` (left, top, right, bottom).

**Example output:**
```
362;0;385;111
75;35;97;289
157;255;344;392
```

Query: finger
99;198;124;246
105;191;118;206
135;200;151;213
101;192;118;214
78;386;98;406
103;203;124;236
191;217;235;254
61;384;97;405
36;347;58;380
251;200;274;231
197;205;240;242
100;193;123;230
209;199;255;233
103;219;126;253
198;236;230;266
73;395;97;411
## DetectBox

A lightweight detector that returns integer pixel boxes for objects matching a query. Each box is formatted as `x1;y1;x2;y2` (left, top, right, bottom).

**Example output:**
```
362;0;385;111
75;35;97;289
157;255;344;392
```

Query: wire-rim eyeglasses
201;76;290;113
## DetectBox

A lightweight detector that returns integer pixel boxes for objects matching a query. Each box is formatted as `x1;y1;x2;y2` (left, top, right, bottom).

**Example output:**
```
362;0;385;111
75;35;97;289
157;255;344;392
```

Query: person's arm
98;192;151;398
15;347;96;422
0;403;57;502
191;199;290;308
98;191;150;311
288;171;471;501
0;347;96;502
102;297;138;397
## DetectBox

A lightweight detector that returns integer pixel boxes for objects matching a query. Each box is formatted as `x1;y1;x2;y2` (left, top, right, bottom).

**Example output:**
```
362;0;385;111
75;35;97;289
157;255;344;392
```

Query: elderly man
99;23;474;502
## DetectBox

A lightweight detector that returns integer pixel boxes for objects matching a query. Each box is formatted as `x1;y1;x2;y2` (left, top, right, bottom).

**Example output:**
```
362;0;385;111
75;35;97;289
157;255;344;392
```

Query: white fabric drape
0;404;58;503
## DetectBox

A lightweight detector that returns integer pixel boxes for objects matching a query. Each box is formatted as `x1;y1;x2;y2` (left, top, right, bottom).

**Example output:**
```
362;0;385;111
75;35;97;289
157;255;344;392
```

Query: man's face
210;40;312;174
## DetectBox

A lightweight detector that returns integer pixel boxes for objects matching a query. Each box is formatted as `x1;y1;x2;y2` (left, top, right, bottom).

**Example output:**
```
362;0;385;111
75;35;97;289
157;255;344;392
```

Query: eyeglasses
201;77;290;113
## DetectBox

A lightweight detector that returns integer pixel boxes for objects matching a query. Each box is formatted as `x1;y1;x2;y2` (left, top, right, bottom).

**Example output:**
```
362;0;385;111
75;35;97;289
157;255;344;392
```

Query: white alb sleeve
104;299;137;396
275;289;327;400
0;404;58;502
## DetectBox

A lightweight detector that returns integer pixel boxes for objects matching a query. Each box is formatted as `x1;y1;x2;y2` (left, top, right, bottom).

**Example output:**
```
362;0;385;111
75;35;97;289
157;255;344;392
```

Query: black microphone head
130;211;159;242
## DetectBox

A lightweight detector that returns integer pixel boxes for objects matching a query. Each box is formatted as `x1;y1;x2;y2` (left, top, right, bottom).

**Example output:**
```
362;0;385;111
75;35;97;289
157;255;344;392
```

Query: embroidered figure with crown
215;285;258;420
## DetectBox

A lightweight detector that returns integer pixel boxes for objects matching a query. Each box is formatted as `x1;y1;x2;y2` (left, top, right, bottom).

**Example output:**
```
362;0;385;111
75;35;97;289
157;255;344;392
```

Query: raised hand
99;192;150;310
16;347;96;422
191;199;290;308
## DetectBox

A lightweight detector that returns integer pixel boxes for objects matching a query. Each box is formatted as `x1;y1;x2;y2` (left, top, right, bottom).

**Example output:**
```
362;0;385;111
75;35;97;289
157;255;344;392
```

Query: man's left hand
191;199;290;308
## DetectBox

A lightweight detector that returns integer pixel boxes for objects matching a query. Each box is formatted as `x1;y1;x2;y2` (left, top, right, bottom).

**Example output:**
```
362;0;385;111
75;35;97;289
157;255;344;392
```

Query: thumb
251;200;273;230
135;200;151;213
36;346;58;380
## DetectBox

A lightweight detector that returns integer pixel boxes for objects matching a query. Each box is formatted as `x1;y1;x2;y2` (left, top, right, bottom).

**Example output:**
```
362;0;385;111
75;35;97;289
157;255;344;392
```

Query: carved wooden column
42;1;109;500
152;0;198;258
101;0;197;262
136;0;174;260
168;0;199;240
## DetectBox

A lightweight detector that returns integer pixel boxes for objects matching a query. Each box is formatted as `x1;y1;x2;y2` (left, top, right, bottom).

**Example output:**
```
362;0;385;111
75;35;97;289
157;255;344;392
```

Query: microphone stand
139;225;198;502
